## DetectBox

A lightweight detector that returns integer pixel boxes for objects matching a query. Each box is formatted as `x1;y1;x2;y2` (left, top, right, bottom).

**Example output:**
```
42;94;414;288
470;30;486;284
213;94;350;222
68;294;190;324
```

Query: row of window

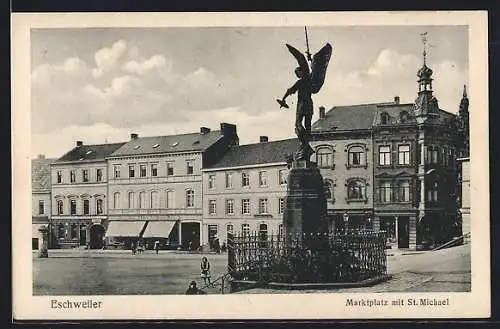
55;198;103;215
211;223;284;240
316;144;455;168
208;170;288;189
56;168;103;184
113;161;195;179
316;146;368;168
377;181;411;203
111;190;195;209
208;198;285;216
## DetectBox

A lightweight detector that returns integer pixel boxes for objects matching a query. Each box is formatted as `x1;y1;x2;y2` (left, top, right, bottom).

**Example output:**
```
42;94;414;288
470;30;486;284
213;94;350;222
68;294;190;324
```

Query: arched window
259;223;268;247
324;180;334;201
128;192;135;209
316;147;333;168
57;200;64;215
166;190;175;209
96;199;103;214
186;189;195;208
348;145;365;166
380;112;389;124
139;192;146;209
113;192;121;209
347;180;366;200
400;111;409;123
150;191;159;208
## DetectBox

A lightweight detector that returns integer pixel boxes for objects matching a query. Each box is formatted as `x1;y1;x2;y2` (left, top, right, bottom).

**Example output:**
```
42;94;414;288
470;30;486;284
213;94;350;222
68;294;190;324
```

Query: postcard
12;11;489;320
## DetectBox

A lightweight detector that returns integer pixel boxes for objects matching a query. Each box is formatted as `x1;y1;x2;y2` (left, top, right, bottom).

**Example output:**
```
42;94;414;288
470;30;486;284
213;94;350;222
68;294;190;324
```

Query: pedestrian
200;256;211;286
131;241;136;255
154;240;160;255
185;281;206;295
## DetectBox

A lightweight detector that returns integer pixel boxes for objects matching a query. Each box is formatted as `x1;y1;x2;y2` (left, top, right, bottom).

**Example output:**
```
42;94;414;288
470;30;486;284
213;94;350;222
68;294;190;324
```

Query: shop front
50;218;93;249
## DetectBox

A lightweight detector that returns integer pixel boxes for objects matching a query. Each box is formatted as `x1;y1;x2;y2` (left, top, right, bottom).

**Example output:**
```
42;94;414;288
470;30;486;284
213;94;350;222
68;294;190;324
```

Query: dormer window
380;112;389;125
85;150;93;155
171;142;179;147
133;145;141;150
152;144;160;148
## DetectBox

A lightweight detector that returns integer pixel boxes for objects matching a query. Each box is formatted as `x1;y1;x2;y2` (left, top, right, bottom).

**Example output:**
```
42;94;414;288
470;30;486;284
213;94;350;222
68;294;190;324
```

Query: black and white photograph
12;11;489;320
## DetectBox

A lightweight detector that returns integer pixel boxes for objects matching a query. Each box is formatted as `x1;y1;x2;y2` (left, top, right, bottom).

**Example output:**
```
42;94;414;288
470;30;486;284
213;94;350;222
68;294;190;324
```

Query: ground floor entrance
90;224;105;249
181;222;201;251
378;215;411;249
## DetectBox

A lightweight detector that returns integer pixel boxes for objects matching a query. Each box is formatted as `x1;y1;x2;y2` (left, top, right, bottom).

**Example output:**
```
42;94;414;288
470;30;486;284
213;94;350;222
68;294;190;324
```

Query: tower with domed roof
414;32;439;120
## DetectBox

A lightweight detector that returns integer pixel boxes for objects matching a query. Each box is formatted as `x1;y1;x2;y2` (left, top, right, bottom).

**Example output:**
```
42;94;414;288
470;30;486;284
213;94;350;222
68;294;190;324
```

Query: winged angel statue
277;42;332;163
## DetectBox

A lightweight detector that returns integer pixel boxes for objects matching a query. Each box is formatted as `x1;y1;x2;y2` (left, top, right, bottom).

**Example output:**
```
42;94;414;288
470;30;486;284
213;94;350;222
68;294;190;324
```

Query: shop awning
105;221;146;237
142;221;176;238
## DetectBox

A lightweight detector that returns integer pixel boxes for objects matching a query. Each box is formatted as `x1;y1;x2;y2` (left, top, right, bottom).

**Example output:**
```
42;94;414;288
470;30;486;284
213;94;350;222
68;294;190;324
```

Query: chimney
259;136;269;143
130;133;139;140
38;154;45;159
394;96;400;104
200;127;211;134
319;106;326;119
76;141;83;147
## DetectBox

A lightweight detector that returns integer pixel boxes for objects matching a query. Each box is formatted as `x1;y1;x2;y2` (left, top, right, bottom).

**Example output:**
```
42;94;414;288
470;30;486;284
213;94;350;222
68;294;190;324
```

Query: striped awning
142;221;176;238
105;221;146;237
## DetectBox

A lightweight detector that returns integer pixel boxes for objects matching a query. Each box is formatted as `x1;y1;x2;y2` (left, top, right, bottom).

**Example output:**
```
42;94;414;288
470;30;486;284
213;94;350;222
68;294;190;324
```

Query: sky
31;25;468;158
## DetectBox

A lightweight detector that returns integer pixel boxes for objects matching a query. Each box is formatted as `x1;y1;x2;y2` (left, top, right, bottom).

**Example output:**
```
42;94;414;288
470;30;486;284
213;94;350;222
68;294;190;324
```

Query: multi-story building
32;155;55;249
106;123;238;250
311;105;376;233
311;56;464;250
201;137;297;248
457;157;470;242
50;141;125;249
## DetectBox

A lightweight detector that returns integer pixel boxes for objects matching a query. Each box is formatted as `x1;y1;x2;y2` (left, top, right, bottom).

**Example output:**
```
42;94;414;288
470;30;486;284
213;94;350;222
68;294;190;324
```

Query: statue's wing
286;43;310;76
310;43;333;94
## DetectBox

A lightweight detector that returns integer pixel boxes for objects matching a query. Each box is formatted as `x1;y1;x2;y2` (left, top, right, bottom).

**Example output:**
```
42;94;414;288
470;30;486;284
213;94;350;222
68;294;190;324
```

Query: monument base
283;161;328;249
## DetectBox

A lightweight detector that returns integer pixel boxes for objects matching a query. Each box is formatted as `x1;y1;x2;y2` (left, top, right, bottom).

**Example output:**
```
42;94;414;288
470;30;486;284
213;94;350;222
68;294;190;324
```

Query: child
200;257;211;286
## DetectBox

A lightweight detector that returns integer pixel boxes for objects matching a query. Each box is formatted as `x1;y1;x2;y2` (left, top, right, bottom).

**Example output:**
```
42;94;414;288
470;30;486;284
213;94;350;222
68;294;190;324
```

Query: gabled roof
32;157;56;191
312;103;391;132
109;130;224;157
206;138;298;169
55;143;126;163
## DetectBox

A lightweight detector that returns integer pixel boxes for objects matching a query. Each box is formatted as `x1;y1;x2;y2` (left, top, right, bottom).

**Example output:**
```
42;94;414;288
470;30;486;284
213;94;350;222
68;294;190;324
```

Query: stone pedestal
38;226;49;258
283;160;328;249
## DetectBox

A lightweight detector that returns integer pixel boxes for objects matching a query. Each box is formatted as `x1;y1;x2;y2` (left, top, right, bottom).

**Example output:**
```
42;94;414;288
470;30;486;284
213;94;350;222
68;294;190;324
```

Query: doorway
398;216;410;248
80;226;87;246
181;222;200;250
89;224;105;249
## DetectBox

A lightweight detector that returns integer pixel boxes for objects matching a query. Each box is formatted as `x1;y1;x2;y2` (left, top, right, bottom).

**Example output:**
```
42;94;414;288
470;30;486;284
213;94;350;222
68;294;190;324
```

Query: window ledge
346;164;368;170
254;214;273;218
345;198;368;204
318;164;335;170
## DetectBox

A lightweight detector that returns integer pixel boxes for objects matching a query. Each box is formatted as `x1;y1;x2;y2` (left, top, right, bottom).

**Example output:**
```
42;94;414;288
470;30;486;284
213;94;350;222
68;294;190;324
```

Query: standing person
131;241;136;255
154;240;160;255
200;256;211;286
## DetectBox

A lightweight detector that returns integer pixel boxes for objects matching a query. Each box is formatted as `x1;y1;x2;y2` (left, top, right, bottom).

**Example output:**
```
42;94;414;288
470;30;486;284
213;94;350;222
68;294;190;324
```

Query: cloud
314;48;467;113
122;54;170;75
92;39;128;78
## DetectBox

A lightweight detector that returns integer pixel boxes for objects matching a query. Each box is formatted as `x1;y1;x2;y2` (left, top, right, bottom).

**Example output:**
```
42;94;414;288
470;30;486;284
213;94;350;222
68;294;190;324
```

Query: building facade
201;137;297;248
106;123;238;250
32;155;55;249
50;141;125;249
311;105;375;233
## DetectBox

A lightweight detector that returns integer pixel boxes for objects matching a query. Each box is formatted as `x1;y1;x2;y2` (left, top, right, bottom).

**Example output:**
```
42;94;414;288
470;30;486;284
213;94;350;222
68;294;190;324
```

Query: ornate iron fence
227;231;387;284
